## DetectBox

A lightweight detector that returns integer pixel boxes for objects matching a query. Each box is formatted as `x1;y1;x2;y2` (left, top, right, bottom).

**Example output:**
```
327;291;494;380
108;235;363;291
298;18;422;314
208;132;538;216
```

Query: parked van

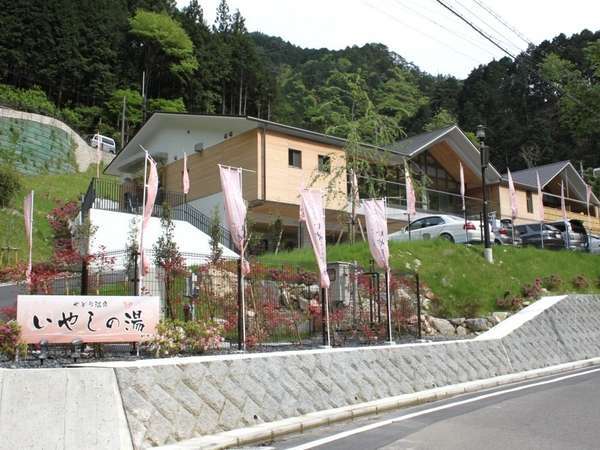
90;134;117;154
548;219;589;251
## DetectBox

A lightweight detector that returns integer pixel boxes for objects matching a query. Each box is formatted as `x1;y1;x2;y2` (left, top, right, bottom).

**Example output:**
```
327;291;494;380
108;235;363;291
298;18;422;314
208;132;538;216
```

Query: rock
455;326;468;336
449;317;465;327
464;318;489;332
429;317;455;335
297;296;310;311
421;298;432;311
490;311;509;325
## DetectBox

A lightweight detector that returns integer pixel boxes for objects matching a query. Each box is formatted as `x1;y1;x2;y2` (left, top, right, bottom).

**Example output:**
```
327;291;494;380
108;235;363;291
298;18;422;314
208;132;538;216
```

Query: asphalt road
260;366;600;450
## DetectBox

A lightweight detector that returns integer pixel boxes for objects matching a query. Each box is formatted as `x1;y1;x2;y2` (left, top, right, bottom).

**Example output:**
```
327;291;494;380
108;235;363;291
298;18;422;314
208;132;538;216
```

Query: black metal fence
81;178;233;250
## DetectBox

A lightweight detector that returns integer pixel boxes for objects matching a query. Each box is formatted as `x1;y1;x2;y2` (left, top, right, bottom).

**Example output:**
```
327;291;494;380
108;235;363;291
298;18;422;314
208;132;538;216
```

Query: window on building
288;149;302;168
318;155;331;173
526;191;533;214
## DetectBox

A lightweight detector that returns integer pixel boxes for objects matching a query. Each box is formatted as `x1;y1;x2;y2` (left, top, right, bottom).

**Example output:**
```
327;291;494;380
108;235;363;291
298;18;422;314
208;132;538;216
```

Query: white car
588;235;600;254
389;214;494;244
90;134;117;154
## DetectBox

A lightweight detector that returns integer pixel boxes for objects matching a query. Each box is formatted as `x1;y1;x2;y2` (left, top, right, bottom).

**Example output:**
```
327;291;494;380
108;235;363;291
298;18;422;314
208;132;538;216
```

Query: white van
90;134;117;154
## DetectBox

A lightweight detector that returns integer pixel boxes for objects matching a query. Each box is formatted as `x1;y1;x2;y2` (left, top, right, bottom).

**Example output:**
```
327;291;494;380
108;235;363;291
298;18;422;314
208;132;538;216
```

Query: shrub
572;275;589;290
147;319;224;357
543;274;563;291
0;165;22;207
496;291;524;312
0;84;56;116
0;320;26;360
521;277;543;299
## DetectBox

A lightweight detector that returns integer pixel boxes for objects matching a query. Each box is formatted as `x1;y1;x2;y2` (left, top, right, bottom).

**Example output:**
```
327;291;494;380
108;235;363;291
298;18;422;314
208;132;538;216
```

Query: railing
81;178;233;250
544;206;600;234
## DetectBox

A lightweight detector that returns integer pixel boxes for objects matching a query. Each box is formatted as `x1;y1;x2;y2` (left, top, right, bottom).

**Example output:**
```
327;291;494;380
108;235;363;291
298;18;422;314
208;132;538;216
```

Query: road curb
155;357;600;450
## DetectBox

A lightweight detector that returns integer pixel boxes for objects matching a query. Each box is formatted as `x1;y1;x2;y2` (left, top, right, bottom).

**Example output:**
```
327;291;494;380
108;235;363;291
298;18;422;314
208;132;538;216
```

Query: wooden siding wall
163;129;259;201
262;130;347;210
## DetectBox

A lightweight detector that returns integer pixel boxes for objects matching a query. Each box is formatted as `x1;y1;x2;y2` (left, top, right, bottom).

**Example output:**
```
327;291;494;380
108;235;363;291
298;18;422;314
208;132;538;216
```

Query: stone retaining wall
1;294;599;450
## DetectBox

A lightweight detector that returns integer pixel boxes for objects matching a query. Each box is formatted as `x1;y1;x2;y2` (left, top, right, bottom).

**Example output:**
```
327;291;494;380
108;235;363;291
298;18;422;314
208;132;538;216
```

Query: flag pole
138;151;148;296
384;197;393;345
239;167;246;351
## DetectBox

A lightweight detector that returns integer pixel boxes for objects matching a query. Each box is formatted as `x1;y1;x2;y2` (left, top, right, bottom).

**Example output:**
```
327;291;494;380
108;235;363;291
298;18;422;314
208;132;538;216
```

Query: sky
175;0;599;79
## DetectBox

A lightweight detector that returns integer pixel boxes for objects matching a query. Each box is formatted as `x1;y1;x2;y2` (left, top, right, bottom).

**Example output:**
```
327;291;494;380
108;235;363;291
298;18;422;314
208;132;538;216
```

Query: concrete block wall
1;294;599;450
0;107;113;174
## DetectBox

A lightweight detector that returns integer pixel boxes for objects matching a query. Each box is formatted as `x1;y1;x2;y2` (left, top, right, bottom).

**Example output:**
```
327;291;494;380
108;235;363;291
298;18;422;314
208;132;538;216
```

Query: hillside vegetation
259;240;600;317
1;1;599;188
0;168;108;263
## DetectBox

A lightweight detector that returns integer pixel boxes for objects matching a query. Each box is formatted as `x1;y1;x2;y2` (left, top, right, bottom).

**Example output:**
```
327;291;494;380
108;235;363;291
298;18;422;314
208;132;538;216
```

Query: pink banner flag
141;156;158;275
219;165;250;275
299;188;330;288
23;191;34;284
405;164;416;217
560;181;568;222
536;171;545;223
182;152;190;195
459;162;465;212
362;199;390;271
507;168;518;219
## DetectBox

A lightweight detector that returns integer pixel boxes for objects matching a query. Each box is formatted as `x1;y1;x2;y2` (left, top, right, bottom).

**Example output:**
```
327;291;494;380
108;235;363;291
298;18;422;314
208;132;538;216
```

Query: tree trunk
238;70;243;116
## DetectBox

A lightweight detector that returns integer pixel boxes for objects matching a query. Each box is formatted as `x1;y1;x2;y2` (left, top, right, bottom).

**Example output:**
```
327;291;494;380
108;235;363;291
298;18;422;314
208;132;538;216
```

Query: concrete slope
0;107;113;173
89;209;238;267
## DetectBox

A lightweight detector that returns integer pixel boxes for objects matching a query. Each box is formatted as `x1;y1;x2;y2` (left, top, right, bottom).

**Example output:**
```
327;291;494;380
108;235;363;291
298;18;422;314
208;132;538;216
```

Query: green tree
129;9;198;93
209;206;223;264
153;205;187;318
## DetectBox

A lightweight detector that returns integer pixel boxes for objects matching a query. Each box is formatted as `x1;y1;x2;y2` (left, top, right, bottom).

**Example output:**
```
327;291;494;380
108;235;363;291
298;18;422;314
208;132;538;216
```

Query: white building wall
88;209;237;269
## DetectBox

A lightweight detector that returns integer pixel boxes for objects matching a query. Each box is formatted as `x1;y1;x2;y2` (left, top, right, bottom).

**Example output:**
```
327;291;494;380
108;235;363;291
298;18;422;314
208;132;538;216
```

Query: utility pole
142;71;147;122
121;95;127;150
477;125;493;264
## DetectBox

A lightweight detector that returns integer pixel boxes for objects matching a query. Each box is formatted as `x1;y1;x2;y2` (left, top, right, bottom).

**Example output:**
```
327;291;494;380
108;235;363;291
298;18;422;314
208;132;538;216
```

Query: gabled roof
386;125;501;183
503;160;600;205
386;125;456;156
506;161;571;188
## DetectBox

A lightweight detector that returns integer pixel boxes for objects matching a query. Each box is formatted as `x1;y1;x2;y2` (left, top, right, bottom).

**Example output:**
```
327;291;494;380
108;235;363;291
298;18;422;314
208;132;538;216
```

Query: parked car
389;214;493;244
548;219;589;251
492;218;522;245
514;223;564;249
588;234;600;254
90;134;117;154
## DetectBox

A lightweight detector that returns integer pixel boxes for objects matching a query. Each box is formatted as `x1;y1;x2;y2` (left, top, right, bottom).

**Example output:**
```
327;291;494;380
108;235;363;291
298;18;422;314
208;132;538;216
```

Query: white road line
285;367;600;450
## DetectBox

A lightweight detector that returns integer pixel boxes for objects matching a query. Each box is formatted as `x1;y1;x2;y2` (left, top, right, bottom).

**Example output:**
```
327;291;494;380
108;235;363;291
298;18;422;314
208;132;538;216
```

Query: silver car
389;214;494;244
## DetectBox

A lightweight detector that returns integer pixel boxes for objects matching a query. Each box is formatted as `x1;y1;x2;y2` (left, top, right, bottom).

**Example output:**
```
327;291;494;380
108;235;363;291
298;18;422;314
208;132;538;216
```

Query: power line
434;0;517;59
471;0;533;47
451;0;524;54
362;0;485;65
391;0;497;57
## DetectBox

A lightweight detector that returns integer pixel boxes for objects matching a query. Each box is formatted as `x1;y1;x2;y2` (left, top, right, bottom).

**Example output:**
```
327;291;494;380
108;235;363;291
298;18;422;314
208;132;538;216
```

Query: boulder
429;317;455;335
455;325;468;336
465;318;489;332
491;311;510;323
449;317;465;327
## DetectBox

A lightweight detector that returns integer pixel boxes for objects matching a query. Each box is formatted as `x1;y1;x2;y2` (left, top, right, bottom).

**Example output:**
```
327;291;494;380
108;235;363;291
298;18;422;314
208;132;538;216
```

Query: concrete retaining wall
0;107;113;174
0;368;132;450
1;294;599;449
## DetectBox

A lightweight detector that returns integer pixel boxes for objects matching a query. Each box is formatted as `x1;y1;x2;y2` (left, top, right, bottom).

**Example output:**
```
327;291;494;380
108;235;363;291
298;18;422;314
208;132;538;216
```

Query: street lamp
477;125;493;264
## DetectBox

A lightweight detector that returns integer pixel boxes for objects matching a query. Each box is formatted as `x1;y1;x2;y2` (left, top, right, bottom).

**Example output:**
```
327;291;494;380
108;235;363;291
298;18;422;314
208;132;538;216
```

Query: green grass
0;166;112;264
259;240;600;317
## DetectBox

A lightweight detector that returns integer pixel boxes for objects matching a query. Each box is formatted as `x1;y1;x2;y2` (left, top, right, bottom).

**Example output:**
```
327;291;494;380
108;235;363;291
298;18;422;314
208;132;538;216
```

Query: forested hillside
1;0;599;178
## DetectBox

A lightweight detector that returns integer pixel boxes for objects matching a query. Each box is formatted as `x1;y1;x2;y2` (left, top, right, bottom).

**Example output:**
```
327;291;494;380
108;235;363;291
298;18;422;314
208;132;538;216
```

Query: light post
476;125;493;264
